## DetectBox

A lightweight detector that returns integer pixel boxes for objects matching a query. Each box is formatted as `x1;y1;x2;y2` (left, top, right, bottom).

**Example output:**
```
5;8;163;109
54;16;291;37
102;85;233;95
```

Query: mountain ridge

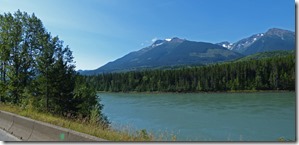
216;28;295;55
81;38;244;75
80;28;295;75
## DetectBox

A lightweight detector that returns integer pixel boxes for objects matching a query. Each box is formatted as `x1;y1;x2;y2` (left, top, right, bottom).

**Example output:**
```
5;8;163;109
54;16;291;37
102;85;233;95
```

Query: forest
0;11;108;126
85;54;295;92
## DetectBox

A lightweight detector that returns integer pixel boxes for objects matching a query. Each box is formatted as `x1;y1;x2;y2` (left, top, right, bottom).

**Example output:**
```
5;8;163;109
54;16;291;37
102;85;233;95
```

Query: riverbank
0;103;160;141
97;89;294;94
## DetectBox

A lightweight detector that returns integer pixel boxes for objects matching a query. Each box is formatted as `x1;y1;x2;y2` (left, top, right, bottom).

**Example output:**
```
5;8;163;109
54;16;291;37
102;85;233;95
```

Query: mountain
80;28;295;75
81;38;244;75
216;28;295;55
229;33;264;53
235;50;294;62
215;41;233;50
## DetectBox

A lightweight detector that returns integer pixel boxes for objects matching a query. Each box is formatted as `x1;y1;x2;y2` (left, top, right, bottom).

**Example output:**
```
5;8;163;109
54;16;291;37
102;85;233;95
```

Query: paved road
0;129;20;141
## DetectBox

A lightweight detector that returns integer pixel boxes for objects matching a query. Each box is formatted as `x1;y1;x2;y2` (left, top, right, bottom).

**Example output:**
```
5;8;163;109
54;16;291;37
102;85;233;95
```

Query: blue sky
0;0;295;70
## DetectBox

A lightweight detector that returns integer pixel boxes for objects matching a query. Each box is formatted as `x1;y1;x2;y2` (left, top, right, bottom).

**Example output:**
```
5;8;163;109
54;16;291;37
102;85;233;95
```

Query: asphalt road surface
0;129;20;141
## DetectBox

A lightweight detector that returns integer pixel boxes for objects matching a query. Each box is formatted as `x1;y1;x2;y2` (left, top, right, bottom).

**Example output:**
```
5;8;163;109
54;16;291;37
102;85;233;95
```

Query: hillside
235;50;294;62
217;28;295;55
81;38;243;75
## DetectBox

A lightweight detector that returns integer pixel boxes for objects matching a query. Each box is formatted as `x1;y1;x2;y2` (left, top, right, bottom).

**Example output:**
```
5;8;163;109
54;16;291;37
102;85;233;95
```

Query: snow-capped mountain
216;41;233;50
80;28;294;75
230;33;264;53
80;37;243;75
151;40;165;47
216;28;295;55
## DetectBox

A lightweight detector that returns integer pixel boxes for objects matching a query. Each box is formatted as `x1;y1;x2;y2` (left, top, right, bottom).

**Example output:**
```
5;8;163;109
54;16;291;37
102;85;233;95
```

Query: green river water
99;92;295;141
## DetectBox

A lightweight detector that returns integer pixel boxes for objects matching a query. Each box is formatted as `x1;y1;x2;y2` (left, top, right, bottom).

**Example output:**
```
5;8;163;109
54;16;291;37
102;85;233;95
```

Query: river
98;92;295;141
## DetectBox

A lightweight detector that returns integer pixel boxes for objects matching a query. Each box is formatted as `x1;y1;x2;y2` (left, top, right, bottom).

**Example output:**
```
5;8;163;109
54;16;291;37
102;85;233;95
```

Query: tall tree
0;11;109;127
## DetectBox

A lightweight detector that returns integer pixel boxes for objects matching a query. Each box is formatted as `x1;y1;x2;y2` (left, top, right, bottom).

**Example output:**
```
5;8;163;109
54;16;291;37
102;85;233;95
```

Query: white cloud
151;37;158;42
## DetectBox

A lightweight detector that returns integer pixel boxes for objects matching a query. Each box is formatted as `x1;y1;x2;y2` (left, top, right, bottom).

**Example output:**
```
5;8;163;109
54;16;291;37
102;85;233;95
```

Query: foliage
86;54;295;92
0;10;108;127
277;137;293;142
0;103;156;141
138;129;151;140
235;50;294;62
74;75;110;127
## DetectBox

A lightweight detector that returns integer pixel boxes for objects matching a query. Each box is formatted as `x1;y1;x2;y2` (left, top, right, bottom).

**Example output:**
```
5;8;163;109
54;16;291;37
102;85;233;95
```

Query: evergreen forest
86;54;295;92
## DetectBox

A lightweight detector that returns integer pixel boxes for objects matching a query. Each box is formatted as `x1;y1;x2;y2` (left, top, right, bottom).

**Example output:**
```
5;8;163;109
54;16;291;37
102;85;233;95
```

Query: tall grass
0;103;176;141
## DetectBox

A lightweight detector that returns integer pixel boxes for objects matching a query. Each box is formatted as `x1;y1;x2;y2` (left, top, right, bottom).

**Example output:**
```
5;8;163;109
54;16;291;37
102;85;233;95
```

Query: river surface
98;92;295;141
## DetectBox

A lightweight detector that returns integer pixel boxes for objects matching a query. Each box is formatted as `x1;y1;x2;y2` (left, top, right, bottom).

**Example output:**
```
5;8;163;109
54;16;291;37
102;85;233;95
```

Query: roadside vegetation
0;10;112;139
0;103;160;141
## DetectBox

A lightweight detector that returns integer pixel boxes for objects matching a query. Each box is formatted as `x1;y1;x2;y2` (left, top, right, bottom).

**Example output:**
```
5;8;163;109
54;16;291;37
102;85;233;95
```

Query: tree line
0;11;108;126
86;54;295;92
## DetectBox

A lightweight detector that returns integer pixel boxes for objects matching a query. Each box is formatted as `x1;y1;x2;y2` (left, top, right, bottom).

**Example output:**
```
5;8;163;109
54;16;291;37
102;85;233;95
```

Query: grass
0;103;176;141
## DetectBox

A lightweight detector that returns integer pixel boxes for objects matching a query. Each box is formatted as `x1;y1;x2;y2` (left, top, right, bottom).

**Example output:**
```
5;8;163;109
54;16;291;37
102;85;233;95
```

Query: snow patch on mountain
152;42;164;47
216;41;233;50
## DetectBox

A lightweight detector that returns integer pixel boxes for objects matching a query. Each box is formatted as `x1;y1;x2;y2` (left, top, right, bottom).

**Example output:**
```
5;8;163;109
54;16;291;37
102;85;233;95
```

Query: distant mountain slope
216;28;295;55
235;50;294;62
81;38;243;75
